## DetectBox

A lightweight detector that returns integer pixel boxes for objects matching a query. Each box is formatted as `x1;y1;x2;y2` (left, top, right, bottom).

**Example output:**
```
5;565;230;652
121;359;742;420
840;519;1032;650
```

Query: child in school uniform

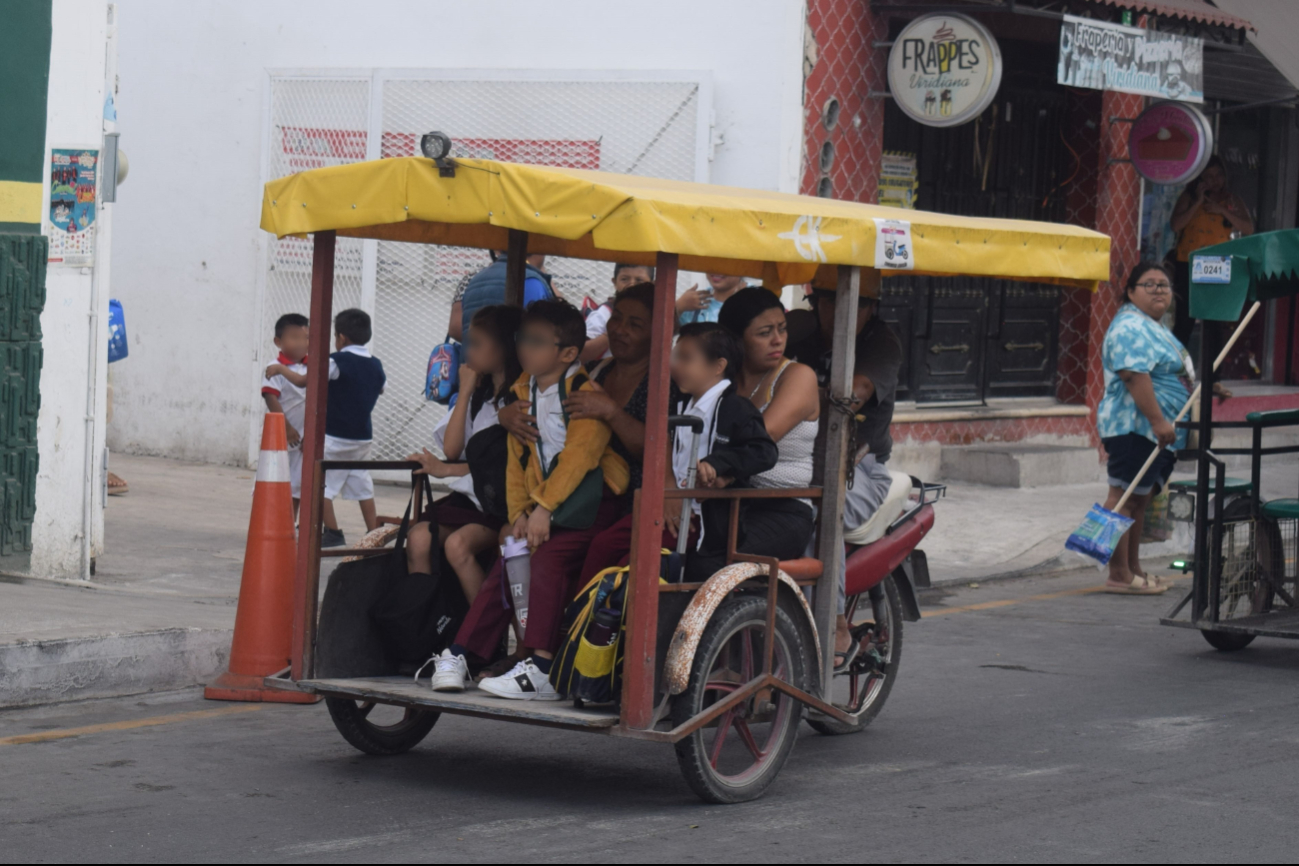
261;313;310;515
406;304;522;604
668;323;780;583
424;300;629;700
269;308;385;547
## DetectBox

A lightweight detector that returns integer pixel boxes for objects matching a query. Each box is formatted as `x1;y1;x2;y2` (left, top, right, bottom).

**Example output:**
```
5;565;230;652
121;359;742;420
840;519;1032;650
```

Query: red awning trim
1090;0;1253;32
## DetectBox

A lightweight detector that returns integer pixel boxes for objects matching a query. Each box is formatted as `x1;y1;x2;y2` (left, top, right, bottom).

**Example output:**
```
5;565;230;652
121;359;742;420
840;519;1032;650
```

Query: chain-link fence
262;73;704;462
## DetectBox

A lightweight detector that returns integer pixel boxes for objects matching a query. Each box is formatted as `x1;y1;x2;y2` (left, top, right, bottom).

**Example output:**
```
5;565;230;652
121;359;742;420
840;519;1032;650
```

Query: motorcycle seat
843;470;913;547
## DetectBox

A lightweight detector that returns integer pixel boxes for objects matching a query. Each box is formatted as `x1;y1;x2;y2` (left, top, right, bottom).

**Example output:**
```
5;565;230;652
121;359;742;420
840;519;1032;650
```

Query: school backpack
550;564;631;706
424;337;461;404
550;551;673;706
465;423;510;522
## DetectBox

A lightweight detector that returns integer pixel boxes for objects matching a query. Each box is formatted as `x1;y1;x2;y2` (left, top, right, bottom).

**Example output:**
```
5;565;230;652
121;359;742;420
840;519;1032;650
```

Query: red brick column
1086;90;1145;427
802;0;887;201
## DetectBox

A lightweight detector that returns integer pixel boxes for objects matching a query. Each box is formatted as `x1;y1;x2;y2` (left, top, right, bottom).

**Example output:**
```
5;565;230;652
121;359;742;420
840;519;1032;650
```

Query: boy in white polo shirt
261;313;310;515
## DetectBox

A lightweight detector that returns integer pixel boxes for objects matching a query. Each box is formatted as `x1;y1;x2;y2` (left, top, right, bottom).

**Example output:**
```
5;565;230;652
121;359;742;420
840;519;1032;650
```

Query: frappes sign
887;14;1002;128
1128;100;1213;186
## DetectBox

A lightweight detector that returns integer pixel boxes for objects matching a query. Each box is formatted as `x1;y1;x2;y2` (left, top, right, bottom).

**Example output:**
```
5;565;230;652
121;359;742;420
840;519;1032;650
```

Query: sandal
107;472;129;496
1104;575;1169;595
833;640;860;673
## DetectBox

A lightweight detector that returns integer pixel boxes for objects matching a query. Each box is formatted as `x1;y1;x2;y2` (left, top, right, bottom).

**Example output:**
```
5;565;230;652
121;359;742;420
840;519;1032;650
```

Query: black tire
325;698;439;756
672;594;807;804
1200;629;1256;652
807;575;904;736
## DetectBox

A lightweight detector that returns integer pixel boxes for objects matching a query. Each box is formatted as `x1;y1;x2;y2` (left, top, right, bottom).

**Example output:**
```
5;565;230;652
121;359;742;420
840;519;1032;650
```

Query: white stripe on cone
256;450;292;483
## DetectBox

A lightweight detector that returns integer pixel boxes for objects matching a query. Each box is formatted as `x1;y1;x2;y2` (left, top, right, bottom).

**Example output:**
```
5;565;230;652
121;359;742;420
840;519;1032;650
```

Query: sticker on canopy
1191;255;1231;284
873;218;914;270
778;215;841;263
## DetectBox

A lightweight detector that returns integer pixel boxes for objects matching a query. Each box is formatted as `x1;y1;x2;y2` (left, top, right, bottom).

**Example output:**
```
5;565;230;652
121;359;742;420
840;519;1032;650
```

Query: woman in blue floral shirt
1096;263;1195;595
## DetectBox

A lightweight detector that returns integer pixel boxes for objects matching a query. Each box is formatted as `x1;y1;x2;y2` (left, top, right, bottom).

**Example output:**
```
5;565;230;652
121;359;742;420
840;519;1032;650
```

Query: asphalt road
6;569;1299;863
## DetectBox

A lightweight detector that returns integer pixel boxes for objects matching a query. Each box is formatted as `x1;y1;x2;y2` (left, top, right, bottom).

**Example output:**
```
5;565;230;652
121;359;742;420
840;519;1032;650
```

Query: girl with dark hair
406;304;522;603
1169;155;1254;344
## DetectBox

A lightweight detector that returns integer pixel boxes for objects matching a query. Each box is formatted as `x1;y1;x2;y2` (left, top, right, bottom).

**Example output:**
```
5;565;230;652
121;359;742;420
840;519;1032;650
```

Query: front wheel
1200;629;1256;652
807;576;904;736
672;594;807;804
325;698;438;755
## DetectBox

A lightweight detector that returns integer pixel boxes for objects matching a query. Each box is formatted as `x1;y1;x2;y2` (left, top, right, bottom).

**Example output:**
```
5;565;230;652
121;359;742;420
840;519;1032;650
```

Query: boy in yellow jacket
429;300;629;700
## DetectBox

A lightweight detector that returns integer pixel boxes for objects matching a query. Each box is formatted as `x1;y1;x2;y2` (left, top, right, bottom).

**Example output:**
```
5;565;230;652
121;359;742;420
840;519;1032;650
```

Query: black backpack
368;476;470;665
465;424;511;522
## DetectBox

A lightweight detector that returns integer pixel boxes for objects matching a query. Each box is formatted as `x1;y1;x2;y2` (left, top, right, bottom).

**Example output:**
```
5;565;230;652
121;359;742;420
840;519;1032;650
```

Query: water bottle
500;536;531;629
585;608;621;647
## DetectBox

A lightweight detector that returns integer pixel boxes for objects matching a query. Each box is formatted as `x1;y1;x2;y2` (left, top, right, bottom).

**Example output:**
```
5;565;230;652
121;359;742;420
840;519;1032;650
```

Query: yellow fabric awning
260;157;1111;290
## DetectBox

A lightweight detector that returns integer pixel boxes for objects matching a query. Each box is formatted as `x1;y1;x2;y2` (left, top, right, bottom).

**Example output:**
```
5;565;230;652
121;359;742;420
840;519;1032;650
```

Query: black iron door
880;38;1069;403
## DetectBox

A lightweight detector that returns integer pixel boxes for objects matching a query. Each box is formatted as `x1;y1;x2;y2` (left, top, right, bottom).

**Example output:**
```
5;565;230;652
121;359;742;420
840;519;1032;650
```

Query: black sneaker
321;528;346;548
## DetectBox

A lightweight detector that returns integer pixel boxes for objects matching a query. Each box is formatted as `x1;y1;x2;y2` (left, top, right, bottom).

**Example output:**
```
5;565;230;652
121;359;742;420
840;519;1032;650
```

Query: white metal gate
259;70;709;463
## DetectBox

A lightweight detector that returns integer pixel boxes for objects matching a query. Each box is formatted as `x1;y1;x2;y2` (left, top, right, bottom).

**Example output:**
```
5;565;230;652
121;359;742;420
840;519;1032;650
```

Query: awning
260;157;1111;291
1091;0;1252;31
1190;229;1299;321
1211;0;1299;93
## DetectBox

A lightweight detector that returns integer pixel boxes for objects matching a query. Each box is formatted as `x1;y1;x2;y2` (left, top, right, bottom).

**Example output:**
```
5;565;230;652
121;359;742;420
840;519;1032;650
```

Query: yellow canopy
260;157;1110;290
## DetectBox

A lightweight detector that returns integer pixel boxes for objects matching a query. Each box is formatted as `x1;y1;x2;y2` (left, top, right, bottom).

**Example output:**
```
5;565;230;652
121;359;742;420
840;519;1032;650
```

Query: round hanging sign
1128;100;1213;186
887;13;1003;128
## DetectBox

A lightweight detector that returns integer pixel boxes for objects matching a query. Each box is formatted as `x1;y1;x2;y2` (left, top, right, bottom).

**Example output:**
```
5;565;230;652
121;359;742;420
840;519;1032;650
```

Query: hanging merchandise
887;14;1003;129
107;299;128;363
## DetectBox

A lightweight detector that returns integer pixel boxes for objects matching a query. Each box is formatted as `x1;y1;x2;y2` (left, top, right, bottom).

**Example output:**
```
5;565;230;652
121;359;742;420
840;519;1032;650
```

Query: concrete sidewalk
3;452;1296;707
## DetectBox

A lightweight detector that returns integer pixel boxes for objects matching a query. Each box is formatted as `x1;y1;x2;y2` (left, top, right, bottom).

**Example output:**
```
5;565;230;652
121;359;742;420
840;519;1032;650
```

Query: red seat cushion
779;557;824;581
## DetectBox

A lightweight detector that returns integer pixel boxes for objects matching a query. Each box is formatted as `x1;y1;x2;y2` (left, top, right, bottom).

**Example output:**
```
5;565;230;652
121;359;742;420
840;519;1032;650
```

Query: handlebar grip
668;415;705;433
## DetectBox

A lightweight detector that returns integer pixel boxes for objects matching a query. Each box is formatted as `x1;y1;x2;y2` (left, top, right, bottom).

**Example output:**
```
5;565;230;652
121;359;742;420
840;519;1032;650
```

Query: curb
0;628;231;709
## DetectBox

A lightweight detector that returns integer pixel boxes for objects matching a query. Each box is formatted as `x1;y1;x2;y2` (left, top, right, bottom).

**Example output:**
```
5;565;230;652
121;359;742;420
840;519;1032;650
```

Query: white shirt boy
261;352;308;498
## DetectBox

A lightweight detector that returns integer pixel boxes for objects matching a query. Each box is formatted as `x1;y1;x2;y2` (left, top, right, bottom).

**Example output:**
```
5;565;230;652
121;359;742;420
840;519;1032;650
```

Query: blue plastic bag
1064;503;1135;566
107;299;128;363
424;338;460;404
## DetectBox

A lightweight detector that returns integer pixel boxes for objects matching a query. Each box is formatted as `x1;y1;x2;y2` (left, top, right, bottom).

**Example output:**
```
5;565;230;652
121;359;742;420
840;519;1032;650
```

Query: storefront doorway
880;40;1071;404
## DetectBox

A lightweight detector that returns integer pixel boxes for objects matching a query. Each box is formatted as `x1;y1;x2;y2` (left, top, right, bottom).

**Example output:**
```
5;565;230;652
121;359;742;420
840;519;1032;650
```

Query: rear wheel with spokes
807;576;903;735
672;594;807;804
325;698;438;755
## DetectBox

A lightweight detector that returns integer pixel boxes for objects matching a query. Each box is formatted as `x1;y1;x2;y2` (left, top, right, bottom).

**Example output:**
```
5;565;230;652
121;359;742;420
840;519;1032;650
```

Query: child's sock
448;644;468;659
529;654;554;675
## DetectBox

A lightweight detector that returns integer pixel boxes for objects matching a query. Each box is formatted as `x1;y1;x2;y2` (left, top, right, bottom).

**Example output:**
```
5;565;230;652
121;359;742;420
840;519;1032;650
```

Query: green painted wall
0;0;53;234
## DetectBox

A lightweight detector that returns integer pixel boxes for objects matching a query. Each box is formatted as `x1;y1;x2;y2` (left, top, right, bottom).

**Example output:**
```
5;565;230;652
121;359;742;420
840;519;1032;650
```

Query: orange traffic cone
205;413;317;703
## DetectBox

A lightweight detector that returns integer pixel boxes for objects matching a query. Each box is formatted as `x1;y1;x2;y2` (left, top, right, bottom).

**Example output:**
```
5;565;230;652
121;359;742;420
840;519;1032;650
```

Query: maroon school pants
455;495;623;659
578;511;699;586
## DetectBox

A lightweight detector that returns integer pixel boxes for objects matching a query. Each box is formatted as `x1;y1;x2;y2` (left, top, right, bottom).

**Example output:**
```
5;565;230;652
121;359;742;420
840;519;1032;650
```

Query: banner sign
878;151;918;209
48;148;98;267
887;14;1002;128
1129;100;1213;186
1057;14;1203;103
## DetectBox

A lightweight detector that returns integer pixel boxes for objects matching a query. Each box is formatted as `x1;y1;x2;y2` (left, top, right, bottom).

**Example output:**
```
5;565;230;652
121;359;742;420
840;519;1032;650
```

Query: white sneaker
417;649;471;693
478;659;561;701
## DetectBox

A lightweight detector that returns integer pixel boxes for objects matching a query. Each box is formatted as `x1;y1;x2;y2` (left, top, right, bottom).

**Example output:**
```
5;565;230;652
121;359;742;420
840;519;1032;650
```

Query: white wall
108;0;807;466
31;0;112;578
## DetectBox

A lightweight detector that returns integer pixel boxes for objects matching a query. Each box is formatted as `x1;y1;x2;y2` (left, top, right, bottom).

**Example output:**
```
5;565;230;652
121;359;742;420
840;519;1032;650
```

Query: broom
1066;301;1262;566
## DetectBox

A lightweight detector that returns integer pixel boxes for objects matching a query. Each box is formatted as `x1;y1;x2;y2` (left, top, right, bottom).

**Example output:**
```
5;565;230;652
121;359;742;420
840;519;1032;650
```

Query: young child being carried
668;323;778;582
266;308;385;547
406;304;522;604
262;313;310;515
425;300;629;700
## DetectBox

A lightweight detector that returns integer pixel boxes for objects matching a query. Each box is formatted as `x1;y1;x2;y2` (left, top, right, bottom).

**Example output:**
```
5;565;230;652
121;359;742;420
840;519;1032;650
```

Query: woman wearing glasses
1095;263;1195;595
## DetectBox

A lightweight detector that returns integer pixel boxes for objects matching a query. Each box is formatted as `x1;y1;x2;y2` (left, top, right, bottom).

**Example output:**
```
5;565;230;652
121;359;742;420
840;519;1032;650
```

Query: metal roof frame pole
622;252;679;729
292;230;336;680
814;265;861;697
505;229;528;307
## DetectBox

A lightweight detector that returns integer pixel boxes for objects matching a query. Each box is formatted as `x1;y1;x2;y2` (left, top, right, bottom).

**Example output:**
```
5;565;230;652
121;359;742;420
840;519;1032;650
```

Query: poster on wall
1057;15;1203;103
48;148;98;267
878;151;918;209
887;14;1002;129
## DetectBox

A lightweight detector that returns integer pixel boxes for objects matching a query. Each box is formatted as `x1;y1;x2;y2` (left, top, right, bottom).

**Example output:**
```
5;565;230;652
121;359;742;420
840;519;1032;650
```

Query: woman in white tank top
688;287;820;576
